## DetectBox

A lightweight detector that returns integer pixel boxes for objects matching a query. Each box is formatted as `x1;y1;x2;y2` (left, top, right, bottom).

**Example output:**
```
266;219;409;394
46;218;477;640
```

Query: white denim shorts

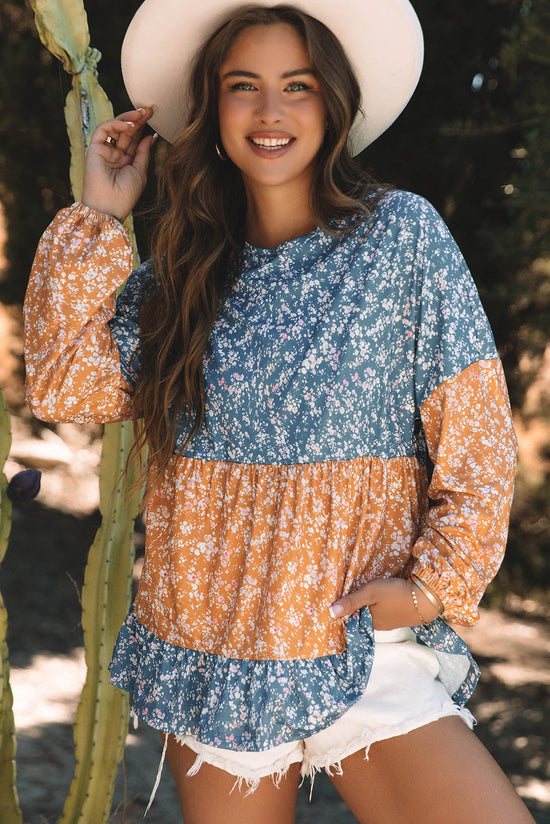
173;628;475;793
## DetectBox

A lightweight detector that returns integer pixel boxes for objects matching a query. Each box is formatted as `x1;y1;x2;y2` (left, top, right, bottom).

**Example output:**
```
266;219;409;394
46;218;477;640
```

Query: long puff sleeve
404;195;518;625
24;203;136;424
411;359;517;625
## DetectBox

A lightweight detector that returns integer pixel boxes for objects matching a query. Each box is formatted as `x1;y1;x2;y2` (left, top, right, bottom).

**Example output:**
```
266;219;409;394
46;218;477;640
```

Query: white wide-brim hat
121;0;423;155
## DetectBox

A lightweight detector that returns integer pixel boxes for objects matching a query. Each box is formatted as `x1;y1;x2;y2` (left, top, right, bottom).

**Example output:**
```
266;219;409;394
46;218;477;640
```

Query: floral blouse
24;189;517;751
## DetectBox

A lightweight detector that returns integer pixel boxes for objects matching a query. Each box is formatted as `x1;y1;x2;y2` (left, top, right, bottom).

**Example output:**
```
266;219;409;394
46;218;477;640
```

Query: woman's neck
244;180;317;249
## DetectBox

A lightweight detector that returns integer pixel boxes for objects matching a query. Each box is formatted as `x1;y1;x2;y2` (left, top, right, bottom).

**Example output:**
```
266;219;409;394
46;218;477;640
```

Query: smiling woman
22;1;535;823
217;24;327;215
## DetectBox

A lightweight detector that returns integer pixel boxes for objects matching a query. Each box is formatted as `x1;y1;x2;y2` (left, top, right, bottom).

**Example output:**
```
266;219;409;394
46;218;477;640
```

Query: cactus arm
30;2;144;821
31;0;140;262
0;390;23;824
59;422;143;824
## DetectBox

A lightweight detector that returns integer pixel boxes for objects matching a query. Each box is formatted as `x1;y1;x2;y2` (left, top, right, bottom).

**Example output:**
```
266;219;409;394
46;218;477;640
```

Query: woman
24;1;535;822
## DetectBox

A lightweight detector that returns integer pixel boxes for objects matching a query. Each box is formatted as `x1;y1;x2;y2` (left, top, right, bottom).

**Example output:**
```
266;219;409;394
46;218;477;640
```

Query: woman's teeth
249;137;292;149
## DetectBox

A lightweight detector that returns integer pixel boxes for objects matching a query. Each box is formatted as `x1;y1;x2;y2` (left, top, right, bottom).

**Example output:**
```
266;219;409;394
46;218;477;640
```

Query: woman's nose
254;90;283;123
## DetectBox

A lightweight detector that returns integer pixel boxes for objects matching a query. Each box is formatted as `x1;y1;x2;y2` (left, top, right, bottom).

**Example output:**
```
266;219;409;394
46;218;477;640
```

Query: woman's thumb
329;587;369;620
133;132;158;180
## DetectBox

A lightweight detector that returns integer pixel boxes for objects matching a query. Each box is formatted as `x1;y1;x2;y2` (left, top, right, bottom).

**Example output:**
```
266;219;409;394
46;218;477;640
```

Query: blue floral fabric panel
412;620;480;705
107;191;497;466
110;607;376;750
109;609;478;749
108;257;154;388
190;191;496;463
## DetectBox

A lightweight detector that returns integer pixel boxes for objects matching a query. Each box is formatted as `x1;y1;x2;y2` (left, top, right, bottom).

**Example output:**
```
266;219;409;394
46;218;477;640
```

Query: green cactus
0;389;23;824
59;422;143;824
30;2;145;821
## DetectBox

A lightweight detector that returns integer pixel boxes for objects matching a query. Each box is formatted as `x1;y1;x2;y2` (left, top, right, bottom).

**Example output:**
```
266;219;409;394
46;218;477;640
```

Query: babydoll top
24;189;517;751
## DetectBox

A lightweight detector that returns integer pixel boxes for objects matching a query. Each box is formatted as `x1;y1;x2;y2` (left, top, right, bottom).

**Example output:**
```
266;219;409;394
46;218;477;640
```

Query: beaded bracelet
409;578;430;626
410;574;444;616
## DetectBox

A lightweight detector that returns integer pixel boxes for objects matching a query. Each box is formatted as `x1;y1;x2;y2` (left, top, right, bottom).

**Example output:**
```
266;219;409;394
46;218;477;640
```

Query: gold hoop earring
215;143;228;161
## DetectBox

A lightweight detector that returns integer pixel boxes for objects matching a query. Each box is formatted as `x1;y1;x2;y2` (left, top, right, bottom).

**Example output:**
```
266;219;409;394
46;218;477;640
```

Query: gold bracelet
410;574;444;616
409;578;430;626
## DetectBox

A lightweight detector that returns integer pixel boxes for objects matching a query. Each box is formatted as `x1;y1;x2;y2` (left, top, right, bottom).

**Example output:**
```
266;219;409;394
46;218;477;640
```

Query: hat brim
121;0;423;155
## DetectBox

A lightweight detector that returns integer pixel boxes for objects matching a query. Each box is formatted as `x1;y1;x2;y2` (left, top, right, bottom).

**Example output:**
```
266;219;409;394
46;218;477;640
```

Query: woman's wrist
410;574;444;615
408;576;444;626
80;197;127;223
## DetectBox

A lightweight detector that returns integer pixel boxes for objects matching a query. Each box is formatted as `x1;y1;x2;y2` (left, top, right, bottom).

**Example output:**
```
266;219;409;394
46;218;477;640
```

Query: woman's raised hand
81;107;157;222
329;577;442;630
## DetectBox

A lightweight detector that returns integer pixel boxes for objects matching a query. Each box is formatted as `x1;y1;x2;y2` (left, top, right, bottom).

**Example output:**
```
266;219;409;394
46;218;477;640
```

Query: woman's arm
329;195;517;629
24;203;136;423
328;358;516;629
24;108;156;424
409;357;517;625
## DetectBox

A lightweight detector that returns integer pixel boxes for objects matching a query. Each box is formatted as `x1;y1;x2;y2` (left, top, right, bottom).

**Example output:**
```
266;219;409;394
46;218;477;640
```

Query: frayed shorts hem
171;628;476;795
301;704;475;780
176;703;474;795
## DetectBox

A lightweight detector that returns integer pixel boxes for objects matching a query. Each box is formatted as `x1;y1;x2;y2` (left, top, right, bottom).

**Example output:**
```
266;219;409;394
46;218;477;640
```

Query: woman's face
218;23;327;193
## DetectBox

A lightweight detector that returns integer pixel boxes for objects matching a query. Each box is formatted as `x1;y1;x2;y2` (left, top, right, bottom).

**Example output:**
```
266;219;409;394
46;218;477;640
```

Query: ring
104;135;117;147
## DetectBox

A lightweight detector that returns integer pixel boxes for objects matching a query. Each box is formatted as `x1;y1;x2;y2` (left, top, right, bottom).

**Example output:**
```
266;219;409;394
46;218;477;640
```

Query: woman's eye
286;81;311;92
231;82;256;91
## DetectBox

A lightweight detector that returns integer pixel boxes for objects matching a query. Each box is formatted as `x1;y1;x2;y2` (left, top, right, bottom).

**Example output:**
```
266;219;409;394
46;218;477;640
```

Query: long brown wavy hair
131;4;389;495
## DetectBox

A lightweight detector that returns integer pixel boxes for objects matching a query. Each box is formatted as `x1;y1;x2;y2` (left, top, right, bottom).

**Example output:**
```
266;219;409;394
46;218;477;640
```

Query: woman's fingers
132;131;158;181
329;583;374;619
91;107;155;158
95;120;137;157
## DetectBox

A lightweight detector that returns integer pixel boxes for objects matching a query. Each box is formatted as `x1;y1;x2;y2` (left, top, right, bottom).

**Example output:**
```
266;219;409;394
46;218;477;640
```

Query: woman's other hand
81;107;157;222
329;577;442;630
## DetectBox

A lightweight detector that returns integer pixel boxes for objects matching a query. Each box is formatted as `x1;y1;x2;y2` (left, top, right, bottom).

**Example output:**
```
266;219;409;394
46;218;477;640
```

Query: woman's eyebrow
221;68;317;80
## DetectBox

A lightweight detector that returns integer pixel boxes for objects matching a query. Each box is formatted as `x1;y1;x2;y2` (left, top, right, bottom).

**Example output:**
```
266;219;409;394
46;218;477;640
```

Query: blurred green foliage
0;0;548;594
367;0;550;384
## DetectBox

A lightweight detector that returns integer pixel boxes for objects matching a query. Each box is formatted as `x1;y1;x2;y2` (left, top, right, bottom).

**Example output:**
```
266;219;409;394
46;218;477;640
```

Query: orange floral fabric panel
134;455;427;660
412;358;517;625
24;202;134;423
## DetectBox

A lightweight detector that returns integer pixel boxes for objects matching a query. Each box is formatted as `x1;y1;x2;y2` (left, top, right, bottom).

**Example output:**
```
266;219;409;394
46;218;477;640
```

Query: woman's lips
246;135;296;156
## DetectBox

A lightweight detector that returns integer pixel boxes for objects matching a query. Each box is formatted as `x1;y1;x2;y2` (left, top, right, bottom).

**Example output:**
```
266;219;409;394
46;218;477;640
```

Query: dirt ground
1;299;549;822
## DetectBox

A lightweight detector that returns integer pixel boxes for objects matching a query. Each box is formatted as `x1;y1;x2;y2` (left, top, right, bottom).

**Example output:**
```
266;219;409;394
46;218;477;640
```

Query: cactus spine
30;2;144;821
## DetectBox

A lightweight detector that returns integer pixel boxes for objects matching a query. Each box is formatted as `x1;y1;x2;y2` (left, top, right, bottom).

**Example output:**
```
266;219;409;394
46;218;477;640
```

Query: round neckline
243;224;324;257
